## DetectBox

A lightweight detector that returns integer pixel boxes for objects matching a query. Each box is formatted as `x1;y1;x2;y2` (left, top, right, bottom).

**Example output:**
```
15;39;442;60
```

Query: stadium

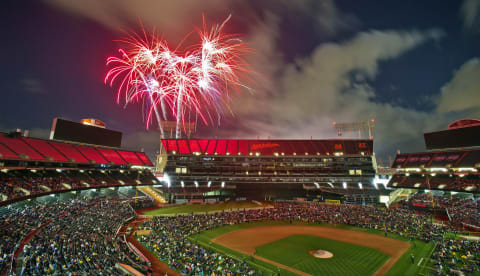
2;2;480;276
0;116;479;276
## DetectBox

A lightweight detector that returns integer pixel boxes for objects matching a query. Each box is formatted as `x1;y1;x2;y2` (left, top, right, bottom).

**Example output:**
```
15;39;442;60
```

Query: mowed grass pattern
255;235;389;276
143;201;261;215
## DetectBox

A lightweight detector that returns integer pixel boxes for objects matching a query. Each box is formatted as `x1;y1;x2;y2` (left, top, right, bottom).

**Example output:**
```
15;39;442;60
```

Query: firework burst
105;15;252;138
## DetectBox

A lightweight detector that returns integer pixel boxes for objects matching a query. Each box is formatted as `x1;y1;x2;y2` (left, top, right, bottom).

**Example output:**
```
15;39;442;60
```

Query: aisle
127;220;180;276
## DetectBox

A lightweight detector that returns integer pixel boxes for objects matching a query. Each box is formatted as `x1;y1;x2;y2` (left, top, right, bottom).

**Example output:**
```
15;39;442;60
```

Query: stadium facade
158;139;388;203
388;119;480;193
0;127;156;207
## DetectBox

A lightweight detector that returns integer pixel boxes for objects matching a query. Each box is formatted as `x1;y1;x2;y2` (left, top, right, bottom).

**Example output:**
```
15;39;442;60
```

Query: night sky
1;0;479;162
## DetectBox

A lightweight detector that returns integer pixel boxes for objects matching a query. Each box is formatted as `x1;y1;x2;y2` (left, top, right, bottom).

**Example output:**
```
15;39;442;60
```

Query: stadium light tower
332;119;375;139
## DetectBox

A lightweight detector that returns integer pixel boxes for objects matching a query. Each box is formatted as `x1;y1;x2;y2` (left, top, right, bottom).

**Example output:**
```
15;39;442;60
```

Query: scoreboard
424;125;480;150
50;118;122;148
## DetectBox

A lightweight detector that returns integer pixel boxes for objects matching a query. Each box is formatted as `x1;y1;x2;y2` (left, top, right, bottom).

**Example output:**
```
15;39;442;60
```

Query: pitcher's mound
309;249;334;259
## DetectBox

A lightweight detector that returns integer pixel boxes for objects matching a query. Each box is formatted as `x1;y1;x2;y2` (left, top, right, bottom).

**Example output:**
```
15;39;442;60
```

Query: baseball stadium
2;2;480;276
1;117;480;276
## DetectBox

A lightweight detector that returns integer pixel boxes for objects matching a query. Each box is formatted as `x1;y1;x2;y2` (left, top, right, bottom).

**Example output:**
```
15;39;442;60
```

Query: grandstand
0;131;156;206
157;138;390;204
388;119;480;193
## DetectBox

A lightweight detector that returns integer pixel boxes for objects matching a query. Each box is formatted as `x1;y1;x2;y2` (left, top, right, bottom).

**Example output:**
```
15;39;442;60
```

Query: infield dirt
212;225;410;276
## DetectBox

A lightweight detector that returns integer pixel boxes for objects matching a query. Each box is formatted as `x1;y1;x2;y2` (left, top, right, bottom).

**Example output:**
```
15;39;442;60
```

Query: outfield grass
190;221;436;276
255;235;389;276
143;201;263;216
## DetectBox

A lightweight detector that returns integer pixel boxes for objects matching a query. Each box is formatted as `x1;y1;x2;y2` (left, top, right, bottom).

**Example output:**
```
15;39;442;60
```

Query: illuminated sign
251;143;280;151
81;118;106;128
334;144;343;150
358;142;367;148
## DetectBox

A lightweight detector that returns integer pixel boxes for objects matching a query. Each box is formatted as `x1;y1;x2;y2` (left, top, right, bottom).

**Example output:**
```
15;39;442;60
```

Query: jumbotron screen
424;125;480;150
51;118;122;148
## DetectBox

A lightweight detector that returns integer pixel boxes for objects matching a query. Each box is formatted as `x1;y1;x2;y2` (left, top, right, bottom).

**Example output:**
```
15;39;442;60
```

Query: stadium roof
392;149;480;169
161;139;373;156
0;133;153;166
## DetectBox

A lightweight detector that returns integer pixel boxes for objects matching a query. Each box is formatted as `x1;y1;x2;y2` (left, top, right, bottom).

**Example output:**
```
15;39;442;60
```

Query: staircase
137;186;167;205
387;188;416;206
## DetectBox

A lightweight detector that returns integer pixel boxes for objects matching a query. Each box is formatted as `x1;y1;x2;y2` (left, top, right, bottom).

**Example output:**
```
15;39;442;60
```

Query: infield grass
255;235;389;276
142;201;262;216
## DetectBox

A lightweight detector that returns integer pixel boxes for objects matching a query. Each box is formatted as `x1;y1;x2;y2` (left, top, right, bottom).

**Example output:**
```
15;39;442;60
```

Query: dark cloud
220;29;447;156
461;0;480;32
39;0;475;159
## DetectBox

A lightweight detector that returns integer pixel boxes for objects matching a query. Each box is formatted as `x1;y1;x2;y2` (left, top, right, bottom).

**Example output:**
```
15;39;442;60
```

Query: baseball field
189;221;436;276
254;235;388;276
140;203;437;275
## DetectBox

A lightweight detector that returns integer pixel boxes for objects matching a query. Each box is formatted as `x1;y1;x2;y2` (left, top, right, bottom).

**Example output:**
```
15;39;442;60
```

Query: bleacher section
0;135;45;160
389;174;479;192
0;144;18;159
392;149;480;169
0;132;156;205
117;151;144;166
0;133;152;167
50;142;89;163
22;137;68;162
97;148;127;165
0;169;158;205
389;148;480;192
136;152;153;166
74;145;109;164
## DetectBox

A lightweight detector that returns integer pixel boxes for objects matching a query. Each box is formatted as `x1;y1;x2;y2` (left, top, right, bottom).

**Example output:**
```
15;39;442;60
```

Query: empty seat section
136;152;153;166
49;142;89;163
97;148;126;165
22;138;68;162
0;134;44;160
117;151;143;165
74;146;108;164
0;143;19;159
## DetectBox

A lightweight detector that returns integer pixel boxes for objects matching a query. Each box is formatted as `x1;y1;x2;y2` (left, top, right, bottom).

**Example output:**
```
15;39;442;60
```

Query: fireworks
105;16;252;138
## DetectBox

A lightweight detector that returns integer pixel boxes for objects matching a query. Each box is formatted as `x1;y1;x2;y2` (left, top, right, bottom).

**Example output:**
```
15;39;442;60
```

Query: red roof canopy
161;139;373;156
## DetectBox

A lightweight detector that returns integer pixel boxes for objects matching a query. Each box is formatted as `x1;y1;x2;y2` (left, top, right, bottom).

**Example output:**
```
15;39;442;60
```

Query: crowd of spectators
0;202;67;274
138;202;480;275
406;193;480;228
0;198;150;276
0;169;156;202
432;238;480;274
19;199;148;275
1;189;480;275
